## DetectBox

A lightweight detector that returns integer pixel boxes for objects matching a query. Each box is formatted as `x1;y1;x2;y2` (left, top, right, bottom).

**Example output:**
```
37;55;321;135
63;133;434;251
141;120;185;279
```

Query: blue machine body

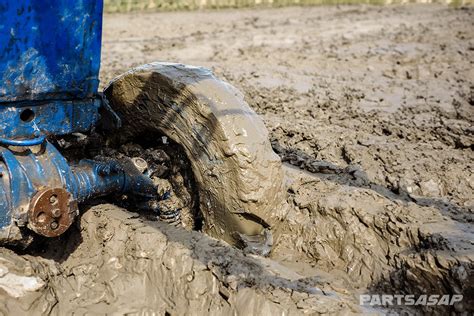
0;0;103;142
0;0;103;144
0;0;157;242
0;144;156;229
0;100;101;145
0;0;102;102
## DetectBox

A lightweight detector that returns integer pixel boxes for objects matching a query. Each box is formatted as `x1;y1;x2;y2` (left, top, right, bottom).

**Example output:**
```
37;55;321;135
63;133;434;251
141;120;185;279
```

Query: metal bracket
0;99;101;143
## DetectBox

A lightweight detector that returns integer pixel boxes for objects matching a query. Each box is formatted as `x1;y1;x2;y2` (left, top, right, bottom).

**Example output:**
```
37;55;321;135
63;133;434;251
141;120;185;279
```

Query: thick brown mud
0;206;362;315
1;4;473;315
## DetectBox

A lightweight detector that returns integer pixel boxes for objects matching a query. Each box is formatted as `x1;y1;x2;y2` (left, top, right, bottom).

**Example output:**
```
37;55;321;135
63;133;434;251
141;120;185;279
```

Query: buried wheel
104;62;287;254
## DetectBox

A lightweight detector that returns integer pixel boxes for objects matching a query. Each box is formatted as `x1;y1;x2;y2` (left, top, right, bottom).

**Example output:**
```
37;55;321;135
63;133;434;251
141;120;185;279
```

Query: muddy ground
1;4;473;315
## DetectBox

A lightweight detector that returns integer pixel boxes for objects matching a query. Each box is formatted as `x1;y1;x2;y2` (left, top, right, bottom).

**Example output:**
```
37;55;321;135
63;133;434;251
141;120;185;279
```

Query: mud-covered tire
104;62;287;249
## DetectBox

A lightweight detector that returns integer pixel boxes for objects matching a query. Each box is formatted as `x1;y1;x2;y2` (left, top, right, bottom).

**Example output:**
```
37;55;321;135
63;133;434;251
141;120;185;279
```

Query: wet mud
103;63;288;250
1;4;473;315
0;206;361;315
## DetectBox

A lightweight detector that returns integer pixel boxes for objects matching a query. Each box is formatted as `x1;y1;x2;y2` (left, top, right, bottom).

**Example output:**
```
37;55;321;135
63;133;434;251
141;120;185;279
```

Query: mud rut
1;4;473;315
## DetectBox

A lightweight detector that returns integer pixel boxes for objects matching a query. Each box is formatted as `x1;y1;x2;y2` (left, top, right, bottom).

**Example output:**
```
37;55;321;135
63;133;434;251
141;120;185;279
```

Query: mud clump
113;140;201;229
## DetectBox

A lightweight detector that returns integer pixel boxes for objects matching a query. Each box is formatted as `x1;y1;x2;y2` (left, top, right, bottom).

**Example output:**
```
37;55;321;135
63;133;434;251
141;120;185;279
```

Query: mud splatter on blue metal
0;100;101;139
0;0;103;102
0;142;157;229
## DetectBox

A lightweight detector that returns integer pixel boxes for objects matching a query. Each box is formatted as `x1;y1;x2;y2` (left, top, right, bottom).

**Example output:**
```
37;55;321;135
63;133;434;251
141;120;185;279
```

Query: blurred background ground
103;0;473;12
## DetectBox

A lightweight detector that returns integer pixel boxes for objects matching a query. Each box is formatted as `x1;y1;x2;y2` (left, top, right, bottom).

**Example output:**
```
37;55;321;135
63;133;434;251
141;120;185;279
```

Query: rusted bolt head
49;194;58;205
51;208;61;218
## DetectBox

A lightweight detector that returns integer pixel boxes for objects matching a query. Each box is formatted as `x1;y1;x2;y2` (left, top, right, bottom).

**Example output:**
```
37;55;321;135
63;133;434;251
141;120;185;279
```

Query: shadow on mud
369;252;473;314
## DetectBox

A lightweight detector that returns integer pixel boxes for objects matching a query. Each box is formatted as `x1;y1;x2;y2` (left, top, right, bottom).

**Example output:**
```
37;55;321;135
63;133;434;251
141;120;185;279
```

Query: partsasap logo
359;294;463;306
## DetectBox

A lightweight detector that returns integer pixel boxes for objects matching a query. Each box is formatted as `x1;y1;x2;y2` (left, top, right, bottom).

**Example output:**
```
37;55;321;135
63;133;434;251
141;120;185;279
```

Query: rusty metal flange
28;188;78;237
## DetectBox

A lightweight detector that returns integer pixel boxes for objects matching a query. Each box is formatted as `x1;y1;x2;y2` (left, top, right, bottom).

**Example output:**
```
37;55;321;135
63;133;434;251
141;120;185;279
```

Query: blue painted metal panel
0;0;103;102
0;99;101;140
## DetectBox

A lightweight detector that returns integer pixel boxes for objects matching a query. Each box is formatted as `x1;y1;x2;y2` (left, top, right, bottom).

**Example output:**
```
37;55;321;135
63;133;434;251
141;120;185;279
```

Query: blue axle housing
0;0;157;242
